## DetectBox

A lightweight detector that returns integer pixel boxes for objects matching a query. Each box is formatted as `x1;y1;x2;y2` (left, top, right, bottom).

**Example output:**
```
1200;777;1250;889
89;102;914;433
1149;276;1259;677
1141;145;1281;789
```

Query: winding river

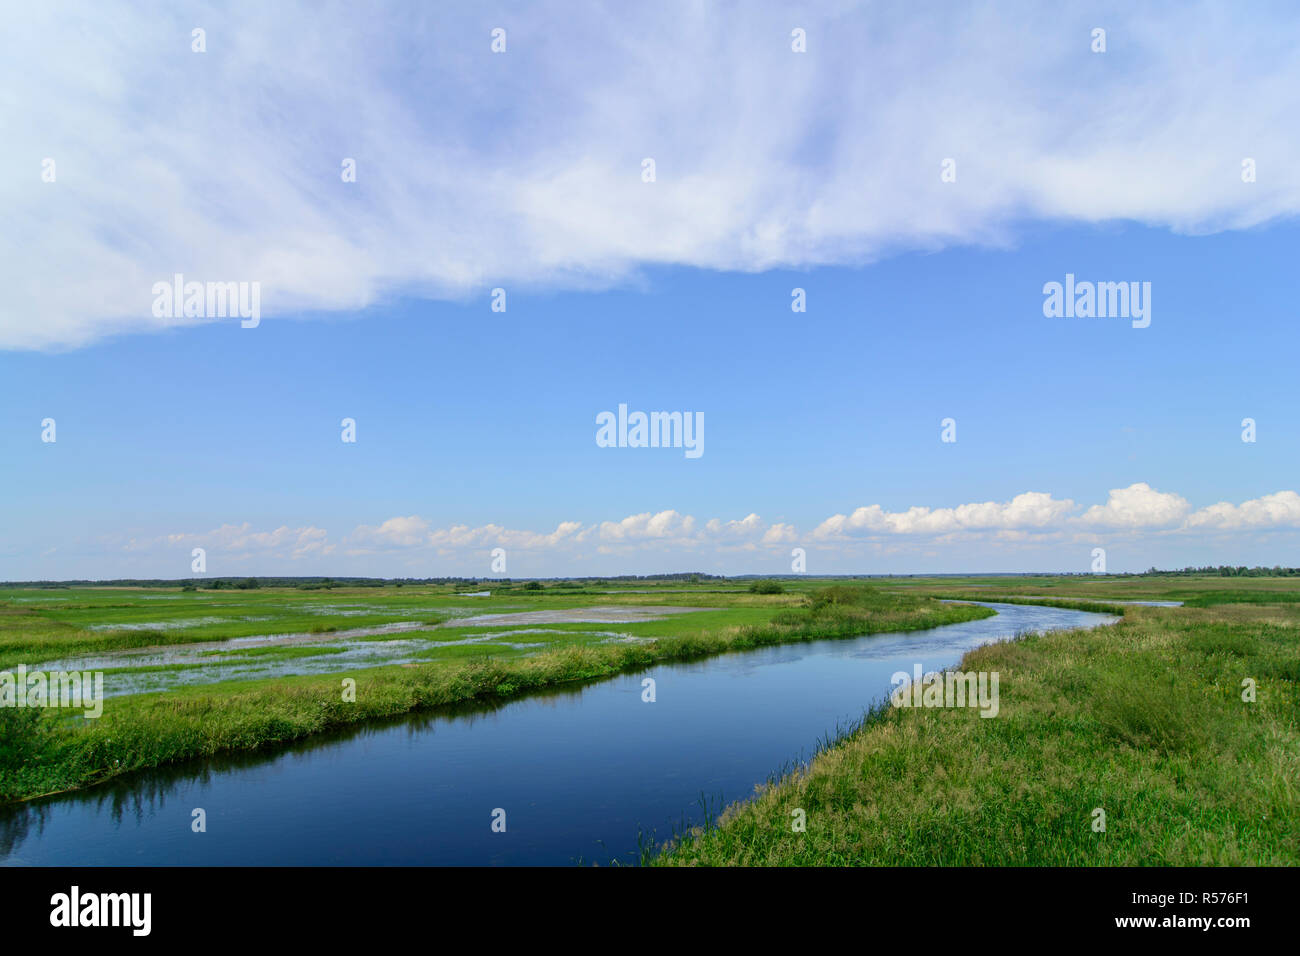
0;601;1117;866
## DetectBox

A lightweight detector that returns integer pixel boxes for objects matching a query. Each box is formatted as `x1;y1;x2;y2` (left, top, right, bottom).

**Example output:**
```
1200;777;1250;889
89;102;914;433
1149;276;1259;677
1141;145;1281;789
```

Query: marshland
1;574;1295;865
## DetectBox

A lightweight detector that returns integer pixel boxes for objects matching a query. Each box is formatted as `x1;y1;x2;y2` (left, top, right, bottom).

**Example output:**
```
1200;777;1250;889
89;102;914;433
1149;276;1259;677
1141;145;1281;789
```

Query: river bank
654;599;1300;865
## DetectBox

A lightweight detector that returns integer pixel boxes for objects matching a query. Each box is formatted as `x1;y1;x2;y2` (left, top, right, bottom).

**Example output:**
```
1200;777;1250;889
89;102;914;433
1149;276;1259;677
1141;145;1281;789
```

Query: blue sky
2;2;1299;578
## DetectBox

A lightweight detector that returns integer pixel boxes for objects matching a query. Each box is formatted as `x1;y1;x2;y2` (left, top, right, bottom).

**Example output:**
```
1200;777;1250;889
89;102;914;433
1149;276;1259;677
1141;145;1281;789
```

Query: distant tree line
2;571;729;588
6;576;447;589
11;568;1299;588
1141;566;1300;577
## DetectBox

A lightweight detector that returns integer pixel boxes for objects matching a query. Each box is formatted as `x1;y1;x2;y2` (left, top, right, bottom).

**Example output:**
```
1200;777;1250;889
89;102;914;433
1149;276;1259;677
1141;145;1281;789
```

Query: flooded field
3;588;715;698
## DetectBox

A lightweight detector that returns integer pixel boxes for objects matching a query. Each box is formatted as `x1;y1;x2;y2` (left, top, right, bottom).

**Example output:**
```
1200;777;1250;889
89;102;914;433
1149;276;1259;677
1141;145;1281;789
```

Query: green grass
652;600;1300;866
0;582;991;802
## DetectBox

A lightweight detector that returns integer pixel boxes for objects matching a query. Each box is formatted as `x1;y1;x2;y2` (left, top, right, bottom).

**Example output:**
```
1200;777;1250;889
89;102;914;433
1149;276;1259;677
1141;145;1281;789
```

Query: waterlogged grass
653;601;1300;866
0;583;991;802
0;595;459;668
0;583;808;670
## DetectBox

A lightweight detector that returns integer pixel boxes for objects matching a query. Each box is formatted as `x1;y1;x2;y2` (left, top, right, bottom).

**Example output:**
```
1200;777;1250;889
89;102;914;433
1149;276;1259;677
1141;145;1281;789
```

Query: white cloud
347;518;584;553
704;514;765;539
153;523;331;559
1186;491;1300;531
349;515;432;549
1076;482;1191;528
761;523;798;545
5;2;1300;349
597;511;696;543
107;485;1300;575
813;492;1076;538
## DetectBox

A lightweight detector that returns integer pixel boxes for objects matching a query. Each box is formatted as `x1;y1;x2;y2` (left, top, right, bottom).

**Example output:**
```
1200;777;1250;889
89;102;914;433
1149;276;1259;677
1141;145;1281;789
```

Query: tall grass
653;602;1300;866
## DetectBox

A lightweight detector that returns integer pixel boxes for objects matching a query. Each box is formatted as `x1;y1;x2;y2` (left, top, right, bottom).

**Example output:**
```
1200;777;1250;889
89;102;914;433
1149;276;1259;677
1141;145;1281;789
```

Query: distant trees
1140;565;1299;578
2;572;732;588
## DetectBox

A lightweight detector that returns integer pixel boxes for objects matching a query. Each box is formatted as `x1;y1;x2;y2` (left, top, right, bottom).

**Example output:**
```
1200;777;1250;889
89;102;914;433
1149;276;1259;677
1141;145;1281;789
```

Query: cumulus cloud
1186;491;1300;531
348;518;584;553
704;514;765;538
761;523;799;545
1076;483;1191;528
428;521;584;551
349;515;432;549
813;492;1075;539
131;485;1300;571
597;511;696;543
6;2;1300;349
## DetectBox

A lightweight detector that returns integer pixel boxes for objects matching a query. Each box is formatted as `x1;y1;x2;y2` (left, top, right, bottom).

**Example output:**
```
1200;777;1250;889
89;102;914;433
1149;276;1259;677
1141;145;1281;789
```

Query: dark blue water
0;602;1116;866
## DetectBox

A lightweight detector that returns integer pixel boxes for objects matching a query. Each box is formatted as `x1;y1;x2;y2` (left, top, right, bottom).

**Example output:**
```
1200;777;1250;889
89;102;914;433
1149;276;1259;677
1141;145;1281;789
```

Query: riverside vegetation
654;576;1300;865
0;579;989;802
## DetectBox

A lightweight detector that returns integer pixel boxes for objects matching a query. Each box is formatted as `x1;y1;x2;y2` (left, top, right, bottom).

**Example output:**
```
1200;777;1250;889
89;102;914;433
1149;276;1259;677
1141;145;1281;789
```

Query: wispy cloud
139;523;332;560
5;1;1300;349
